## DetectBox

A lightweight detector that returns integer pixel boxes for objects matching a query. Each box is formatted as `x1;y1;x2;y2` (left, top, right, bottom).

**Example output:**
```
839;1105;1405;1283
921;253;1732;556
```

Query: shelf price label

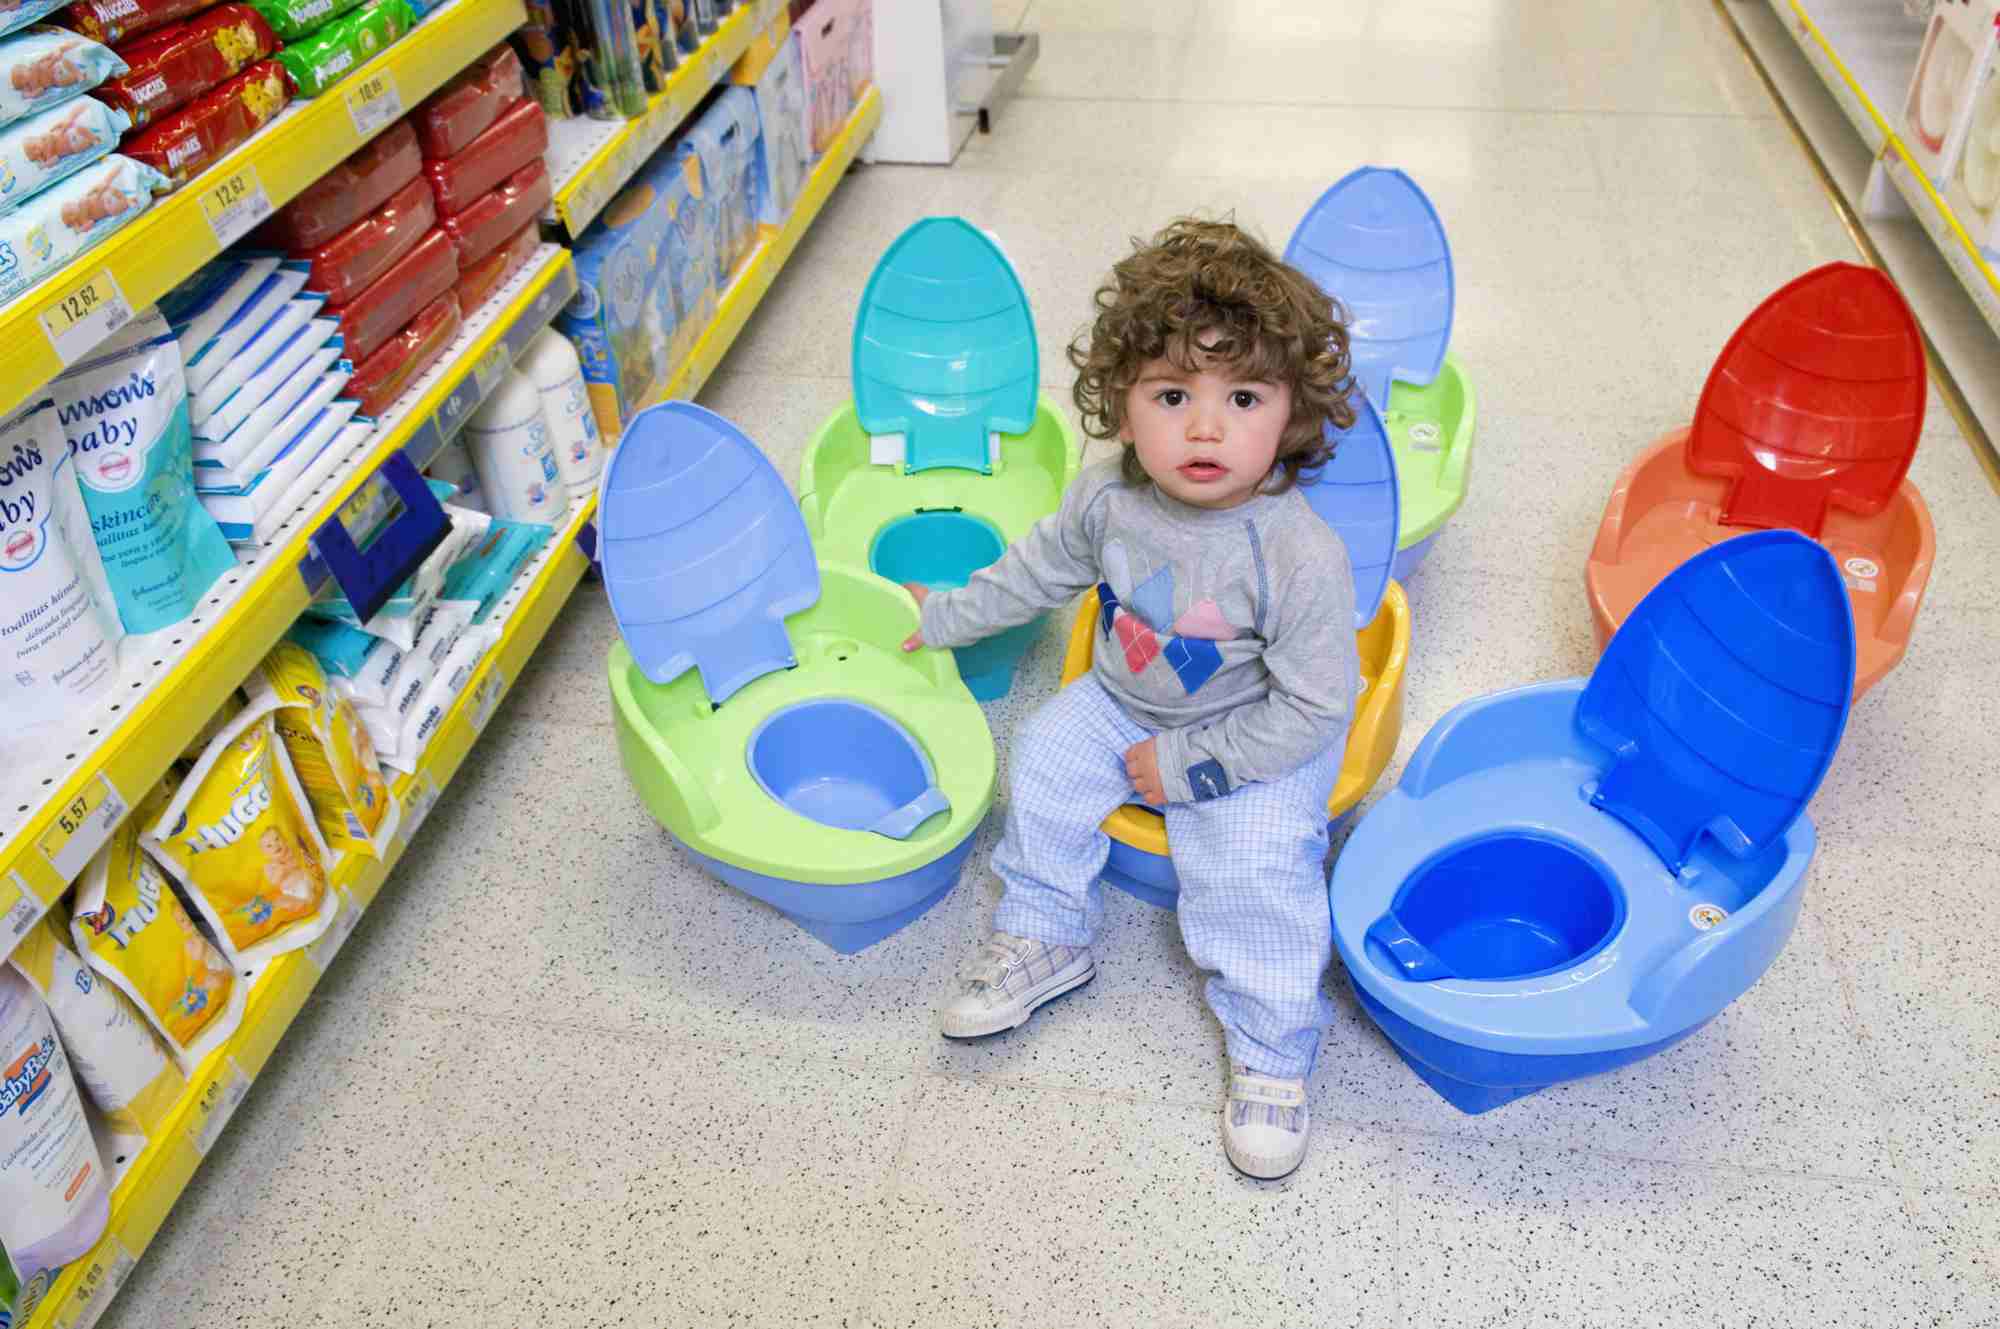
1;871;39;944
306;886;361;973
344;69;403;137
190;1058;251;1156
470;667;506;733
394;770;441;853
200;164;273;247
38;268;133;368
52;1236;136;1329
473;340;512;396
37;772;128;885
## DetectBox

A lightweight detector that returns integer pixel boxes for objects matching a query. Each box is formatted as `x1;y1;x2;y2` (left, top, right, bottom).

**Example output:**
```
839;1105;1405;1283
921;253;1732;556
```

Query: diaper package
193;312;338;443
51;308;236;635
246;640;400;857
8;914;185;1143
0;397;121;728
0;27;125;130
72;812;244;1071
0;95;127;215
276;0;418;98
0;968;109;1275
145;707;338;968
227;416;373;547
0;153;165;304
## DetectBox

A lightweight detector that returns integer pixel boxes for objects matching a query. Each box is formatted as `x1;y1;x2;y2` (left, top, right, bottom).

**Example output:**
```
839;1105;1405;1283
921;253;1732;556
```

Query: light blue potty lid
852;216;1038;475
1579;528;1857;872
1284;166;1454;411
1296;393;1399;629
599;401;818;705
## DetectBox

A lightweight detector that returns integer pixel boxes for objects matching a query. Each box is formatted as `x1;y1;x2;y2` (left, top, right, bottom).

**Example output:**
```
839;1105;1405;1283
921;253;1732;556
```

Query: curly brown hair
1068;217;1357;492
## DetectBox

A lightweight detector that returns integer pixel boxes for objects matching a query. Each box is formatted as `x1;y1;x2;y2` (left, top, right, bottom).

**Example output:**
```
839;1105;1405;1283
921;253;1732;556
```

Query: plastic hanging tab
306;450;452;624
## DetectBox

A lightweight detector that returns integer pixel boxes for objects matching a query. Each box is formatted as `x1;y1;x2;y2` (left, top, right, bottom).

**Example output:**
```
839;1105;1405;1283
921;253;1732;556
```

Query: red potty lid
1687;263;1925;539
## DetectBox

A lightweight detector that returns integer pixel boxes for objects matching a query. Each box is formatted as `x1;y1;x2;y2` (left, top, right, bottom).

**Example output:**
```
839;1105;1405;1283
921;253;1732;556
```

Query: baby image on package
145;705;338;968
72;815;245;1072
247;639;401;858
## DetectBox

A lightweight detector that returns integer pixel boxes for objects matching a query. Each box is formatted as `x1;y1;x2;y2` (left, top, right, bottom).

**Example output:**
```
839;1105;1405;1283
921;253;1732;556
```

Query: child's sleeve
1153;544;1360;805
918;467;1111;648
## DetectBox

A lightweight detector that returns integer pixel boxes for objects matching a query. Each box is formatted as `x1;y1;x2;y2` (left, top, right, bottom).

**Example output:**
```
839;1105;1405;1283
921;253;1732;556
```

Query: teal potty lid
1284;167;1454;411
1296;393;1399;629
852;217;1038;475
1577;529;1856;872
599;401;818;705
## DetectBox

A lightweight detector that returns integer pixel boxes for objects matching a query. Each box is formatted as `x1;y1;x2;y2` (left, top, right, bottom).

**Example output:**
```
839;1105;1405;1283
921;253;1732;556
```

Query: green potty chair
1285;167;1476;581
801;217;1081;701
605;401;997;953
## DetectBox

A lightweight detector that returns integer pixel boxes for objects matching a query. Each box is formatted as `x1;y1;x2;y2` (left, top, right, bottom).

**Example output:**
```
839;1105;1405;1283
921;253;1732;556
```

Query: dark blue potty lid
1297;393;1399;629
1284;166;1455;411
1577;529;1857;872
852;216;1039;475
599;401;819;705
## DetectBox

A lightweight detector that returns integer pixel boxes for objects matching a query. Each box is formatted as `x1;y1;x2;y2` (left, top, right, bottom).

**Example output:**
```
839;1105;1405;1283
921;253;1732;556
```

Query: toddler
904;218;1362;1179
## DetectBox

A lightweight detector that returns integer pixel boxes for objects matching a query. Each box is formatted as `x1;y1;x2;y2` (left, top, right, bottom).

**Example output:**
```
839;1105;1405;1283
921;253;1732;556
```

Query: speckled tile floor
98;2;2000;1326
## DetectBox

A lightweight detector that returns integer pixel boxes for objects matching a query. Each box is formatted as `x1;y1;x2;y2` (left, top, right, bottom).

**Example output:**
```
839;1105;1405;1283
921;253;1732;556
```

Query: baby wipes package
0;27;126;130
389;621;499;772
72;812;244;1071
0;95;128;215
0;968;109;1274
9;913;184;1143
51;307;236;635
441;517;551;621
145;706;337;968
160;253;279;370
0;397;120;728
0;152;164;304
246;639;399;858
181;261;308;399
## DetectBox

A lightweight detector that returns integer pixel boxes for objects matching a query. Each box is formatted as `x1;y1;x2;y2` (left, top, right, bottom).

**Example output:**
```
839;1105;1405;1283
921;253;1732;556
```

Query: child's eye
1231;390;1261;409
1155;388;1187;407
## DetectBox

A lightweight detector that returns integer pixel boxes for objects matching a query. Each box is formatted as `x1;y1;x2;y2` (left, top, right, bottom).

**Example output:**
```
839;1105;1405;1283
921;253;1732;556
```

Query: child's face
1121;356;1292;510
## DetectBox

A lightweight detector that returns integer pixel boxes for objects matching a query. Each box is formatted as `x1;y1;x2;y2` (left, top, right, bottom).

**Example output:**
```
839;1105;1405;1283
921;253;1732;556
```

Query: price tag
305;886;361;973
38;269;133;368
470;667;506;733
2;871;41;943
343;70;403;137
37;772;129;885
473;340;512;396
199;164;273;247
53;1237;136;1329
394;771;440;852
190;1058;251;1156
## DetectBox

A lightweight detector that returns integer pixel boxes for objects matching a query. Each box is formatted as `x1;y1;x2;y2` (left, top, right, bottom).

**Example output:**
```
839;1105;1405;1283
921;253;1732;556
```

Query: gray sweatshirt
920;460;1359;805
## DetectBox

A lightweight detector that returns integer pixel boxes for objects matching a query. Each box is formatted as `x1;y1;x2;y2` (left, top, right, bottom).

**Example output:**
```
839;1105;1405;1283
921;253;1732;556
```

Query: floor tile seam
1012;91;1780;121
850;1069;928;1329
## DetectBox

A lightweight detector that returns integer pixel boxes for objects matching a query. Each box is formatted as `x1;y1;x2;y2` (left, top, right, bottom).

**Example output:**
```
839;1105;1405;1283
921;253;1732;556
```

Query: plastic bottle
427;435;488;513
522;328;605;499
0;968;110;1275
464;368;564;523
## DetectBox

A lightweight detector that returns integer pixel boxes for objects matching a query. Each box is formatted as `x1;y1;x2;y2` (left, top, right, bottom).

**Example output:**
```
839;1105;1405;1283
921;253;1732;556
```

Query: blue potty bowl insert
866;509;1037;701
1331;529;1857;1113
748;699;950;839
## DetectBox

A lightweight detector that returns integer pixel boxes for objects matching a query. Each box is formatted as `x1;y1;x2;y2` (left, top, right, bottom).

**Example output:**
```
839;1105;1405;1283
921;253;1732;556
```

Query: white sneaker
938;931;1095;1039
1222;1063;1310;1179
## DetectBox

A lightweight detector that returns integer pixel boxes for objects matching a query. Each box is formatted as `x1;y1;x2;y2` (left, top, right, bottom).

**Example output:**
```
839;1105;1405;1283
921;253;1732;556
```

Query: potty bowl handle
867;786;951;840
1365;914;1457;981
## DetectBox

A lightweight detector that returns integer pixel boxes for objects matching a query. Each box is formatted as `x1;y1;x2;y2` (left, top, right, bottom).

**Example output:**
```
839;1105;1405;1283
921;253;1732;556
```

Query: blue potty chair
802;217;1080;701
604;402;997;953
1331;530;1855;1113
1285;167;1476;583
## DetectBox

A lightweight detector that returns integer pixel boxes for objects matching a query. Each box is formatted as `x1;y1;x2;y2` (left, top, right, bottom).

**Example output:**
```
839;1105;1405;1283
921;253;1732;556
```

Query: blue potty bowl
1332;531;1857;1113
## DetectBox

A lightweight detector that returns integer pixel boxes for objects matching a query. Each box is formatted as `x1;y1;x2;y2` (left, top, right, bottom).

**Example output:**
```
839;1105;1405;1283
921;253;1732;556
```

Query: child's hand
1124;738;1165;806
900;582;929;652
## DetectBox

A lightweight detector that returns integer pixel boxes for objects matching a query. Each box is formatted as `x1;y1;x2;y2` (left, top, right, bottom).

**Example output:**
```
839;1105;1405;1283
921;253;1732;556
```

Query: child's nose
1188;406;1223;442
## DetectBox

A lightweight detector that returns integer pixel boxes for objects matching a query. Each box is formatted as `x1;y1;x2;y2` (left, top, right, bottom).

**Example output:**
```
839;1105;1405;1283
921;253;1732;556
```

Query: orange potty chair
1585;263;1936;699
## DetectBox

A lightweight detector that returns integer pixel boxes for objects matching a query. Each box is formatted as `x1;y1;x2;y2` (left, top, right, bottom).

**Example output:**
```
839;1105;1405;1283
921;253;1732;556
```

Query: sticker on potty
1842;555;1880;592
1689;903;1729;931
1407;421;1442;451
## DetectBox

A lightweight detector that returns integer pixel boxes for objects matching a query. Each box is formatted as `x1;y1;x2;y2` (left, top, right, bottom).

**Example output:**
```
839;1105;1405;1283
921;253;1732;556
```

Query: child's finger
901;631;924;652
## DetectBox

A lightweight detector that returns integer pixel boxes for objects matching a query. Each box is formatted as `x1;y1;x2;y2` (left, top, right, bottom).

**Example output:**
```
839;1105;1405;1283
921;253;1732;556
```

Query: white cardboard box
1902;2;1999;184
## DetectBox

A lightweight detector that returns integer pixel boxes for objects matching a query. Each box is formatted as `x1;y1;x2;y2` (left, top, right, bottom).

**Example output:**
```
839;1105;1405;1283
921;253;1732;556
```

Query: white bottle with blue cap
464;366;562;523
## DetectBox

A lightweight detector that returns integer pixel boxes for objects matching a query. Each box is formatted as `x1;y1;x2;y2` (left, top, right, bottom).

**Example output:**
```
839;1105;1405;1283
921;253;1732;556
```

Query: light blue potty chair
1284;167;1476;584
1331;530;1856;1113
603;402;998;953
802;216;1081;701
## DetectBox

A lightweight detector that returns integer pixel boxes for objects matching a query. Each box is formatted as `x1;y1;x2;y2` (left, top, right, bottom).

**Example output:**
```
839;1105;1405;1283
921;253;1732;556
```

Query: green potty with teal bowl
1285;167;1476;582
604;401;997;953
801;216;1081;701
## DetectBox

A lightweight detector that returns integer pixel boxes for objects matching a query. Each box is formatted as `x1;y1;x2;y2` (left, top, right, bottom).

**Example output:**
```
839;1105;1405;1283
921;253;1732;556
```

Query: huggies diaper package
0;95;128;215
8;913;184;1143
0;396;121;729
51;307;236;635
247;639;400;858
145;706;337;968
72;813;244;1071
0;967;109;1275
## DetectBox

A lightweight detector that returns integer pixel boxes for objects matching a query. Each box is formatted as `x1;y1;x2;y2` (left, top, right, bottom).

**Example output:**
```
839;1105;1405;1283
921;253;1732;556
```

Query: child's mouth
1178;460;1226;482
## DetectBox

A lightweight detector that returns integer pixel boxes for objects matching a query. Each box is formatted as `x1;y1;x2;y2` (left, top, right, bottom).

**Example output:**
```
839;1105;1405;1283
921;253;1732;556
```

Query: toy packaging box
640;144;717;376
740;24;809;223
680;85;762;275
1902;1;2000;183
1939;4;2000;257
555;172;683;438
793;0;857;153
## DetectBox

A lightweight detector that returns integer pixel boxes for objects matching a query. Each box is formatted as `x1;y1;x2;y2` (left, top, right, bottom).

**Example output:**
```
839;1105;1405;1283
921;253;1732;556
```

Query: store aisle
103;3;1999;1326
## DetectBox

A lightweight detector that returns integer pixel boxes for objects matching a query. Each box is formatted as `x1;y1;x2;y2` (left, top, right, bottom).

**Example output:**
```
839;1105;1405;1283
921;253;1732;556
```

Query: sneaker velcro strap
1229;1074;1305;1107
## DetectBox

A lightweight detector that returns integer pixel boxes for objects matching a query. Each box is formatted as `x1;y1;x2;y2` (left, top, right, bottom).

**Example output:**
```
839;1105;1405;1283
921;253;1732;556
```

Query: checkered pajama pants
990;674;1340;1079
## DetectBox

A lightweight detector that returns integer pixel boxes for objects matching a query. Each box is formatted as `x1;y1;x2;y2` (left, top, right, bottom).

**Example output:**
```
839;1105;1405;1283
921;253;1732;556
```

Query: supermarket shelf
651;85;882;405
19;493;597;1329
0;246;579;962
544;0;789;238
0;0;528;423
